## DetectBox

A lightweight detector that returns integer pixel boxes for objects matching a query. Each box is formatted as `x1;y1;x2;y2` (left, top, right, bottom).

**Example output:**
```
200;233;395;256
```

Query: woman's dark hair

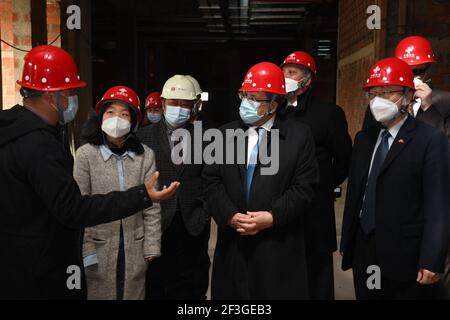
79;110;144;155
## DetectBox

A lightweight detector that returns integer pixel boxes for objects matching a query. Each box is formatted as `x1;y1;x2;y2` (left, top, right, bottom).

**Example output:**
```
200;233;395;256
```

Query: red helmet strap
55;92;66;126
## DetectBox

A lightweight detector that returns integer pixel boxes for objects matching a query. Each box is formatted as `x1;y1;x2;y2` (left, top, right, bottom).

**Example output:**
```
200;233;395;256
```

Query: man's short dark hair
20;87;44;99
266;92;285;107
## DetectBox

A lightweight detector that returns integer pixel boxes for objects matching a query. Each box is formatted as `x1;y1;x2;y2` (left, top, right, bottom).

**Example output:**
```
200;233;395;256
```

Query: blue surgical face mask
147;112;162;124
63;95;79;124
164;106;191;128
239;98;264;125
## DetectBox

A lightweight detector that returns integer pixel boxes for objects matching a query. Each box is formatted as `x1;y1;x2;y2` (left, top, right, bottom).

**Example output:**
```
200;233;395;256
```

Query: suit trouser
352;226;432;300
431;249;450;300
145;212;210;300
305;245;335;300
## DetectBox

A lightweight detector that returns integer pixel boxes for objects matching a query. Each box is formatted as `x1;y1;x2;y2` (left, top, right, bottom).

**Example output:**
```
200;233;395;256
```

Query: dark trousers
116;223;125;300
305;246;335;300
352;226;431;300
429;249;450;300
145;212;210;300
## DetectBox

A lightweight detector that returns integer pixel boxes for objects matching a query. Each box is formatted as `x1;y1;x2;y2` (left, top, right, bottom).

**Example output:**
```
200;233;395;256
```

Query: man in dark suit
203;62;319;299
341;58;449;299
281;51;353;299
361;37;450;298
137;75;210;300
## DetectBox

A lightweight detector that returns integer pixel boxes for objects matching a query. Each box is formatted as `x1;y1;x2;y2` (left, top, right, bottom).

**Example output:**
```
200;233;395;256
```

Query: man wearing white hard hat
137;75;210;300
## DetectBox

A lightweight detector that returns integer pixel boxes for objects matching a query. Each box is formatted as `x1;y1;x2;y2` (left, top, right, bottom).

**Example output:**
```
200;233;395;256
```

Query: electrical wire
1;33;62;53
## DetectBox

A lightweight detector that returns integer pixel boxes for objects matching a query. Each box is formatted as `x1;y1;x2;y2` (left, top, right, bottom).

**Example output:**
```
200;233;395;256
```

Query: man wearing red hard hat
0;45;179;299
142;92;163;127
203;62;319;299
281;51;353;300
363;36;450;299
341;57;449;299
363;36;450;142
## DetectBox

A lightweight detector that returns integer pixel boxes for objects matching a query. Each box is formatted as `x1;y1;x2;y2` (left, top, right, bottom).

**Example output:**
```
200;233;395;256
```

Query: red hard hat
395;36;436;66
240;62;286;95
17;45;87;91
281;51;317;75
95;86;142;121
145;92;162;110
364;57;415;90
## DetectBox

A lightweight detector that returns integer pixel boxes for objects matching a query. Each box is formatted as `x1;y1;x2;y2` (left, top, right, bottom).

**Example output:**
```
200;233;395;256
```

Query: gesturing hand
145;171;180;203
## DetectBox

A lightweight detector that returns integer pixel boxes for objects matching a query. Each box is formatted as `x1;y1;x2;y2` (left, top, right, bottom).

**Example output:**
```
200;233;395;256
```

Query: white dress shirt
367;115;408;177
247;116;275;167
412;98;422;117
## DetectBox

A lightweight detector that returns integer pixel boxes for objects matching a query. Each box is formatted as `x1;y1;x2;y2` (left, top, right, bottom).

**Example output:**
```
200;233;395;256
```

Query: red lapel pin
398;139;405;144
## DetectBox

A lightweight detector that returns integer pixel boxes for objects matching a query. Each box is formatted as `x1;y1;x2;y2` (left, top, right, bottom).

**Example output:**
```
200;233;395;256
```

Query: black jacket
137;120;209;236
341;116;449;281
362;89;450;143
202;116;319;299
0;106;153;300
285;89;353;253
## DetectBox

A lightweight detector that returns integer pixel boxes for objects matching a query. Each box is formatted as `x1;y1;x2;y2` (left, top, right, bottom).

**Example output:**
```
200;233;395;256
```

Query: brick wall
0;0;60;109
404;0;450;91
337;0;450;138
338;0;374;59
0;0;16;108
47;0;61;47
0;0;31;109
12;0;31;107
336;0;387;138
337;55;374;138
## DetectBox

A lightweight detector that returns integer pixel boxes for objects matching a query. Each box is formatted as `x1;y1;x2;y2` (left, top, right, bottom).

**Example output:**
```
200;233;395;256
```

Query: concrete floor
206;183;356;300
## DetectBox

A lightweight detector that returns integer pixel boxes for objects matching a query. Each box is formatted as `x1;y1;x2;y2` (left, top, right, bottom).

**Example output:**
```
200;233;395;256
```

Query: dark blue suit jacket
341;115;450;281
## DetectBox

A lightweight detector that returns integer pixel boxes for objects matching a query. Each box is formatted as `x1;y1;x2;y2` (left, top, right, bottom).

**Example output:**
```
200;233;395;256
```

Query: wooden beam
60;0;93;151
374;0;387;60
398;0;407;35
31;0;48;47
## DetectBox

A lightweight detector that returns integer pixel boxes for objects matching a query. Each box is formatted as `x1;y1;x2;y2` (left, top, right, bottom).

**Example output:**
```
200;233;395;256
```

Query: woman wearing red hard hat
74;86;162;300
0;46;179;300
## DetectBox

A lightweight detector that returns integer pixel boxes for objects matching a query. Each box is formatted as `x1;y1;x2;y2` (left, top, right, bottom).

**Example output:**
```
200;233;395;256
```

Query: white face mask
284;78;299;94
101;116;131;138
369;96;403;123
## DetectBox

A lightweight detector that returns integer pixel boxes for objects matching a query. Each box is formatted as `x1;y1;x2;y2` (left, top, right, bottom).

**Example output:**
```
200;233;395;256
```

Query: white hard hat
185;75;203;96
161;75;197;100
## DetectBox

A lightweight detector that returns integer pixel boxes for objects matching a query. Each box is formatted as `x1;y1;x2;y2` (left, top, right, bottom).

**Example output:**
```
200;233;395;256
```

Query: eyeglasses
238;92;270;104
164;100;193;109
367;90;403;100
